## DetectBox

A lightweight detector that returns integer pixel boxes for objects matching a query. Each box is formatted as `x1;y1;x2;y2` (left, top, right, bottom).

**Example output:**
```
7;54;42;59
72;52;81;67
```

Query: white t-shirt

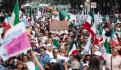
46;50;54;59
42;36;48;43
71;60;80;69
57;54;69;62
26;61;35;70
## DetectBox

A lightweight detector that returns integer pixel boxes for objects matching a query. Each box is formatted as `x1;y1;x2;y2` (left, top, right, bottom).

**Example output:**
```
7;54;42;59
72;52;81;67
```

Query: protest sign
49;21;69;31
0;23;31;61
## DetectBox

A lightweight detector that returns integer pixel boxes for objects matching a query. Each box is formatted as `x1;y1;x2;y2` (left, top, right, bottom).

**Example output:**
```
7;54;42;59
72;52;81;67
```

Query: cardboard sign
49;21;69;31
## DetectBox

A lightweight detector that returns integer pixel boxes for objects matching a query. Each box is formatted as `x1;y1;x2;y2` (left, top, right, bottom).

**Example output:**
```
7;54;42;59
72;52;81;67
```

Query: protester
0;1;121;70
105;48;121;70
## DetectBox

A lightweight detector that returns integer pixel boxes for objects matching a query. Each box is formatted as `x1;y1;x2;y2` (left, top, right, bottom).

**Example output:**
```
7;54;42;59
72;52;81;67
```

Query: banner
0;23;31;61
1;22;25;46
0;32;31;61
49;21;69;31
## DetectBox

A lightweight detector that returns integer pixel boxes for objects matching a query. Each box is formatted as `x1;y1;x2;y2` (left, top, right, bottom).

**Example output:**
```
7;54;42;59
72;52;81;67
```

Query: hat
110;40;117;46
47;43;53;48
50;59;57;63
94;51;101;56
72;50;78;55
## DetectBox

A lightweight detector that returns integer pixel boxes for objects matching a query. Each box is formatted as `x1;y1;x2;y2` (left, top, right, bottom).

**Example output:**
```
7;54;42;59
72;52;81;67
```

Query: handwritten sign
49;21;69;31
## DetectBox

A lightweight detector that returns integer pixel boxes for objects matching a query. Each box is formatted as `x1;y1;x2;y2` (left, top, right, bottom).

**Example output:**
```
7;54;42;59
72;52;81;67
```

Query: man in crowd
0;3;121;70
37;47;50;67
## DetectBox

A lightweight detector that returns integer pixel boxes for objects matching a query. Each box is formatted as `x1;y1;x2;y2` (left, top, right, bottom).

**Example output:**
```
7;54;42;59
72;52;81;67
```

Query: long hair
89;55;100;70
44;62;62;70
50;63;62;70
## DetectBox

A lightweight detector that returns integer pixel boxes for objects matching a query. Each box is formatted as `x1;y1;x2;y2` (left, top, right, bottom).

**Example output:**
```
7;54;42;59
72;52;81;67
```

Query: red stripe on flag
2;22;11;33
83;22;96;37
83;22;99;45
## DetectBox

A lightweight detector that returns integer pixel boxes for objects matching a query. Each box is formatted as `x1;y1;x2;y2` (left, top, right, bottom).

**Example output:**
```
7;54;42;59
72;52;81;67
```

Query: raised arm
64;60;68;70
31;50;45;70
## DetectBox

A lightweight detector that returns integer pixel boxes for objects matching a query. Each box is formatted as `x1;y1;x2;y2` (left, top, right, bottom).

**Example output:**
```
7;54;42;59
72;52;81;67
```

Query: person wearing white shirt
46;43;54;59
52;48;69;62
22;55;35;70
105;48;121;70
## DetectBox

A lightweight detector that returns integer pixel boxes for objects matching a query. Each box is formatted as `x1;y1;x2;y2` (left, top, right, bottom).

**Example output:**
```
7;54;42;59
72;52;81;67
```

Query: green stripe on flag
69;40;74;51
114;15;118;23
106;15;110;21
29;8;32;18
110;23;115;39
13;0;19;26
104;39;111;53
53;39;59;49
89;12;94;26
97;23;103;36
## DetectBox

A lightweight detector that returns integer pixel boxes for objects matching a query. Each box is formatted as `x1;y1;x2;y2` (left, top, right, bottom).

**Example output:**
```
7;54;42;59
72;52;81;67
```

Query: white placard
91;2;97;8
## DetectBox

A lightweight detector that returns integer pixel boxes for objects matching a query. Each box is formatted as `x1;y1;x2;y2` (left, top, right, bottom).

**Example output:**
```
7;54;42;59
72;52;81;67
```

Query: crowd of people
0;6;121;70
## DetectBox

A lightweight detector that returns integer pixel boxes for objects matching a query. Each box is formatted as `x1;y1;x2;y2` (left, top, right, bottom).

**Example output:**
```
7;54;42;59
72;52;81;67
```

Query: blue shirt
0;65;6;70
38;53;50;67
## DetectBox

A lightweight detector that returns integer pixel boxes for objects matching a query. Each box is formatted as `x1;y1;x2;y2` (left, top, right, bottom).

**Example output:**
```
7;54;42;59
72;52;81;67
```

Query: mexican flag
68;41;77;56
97;23;103;36
28;8;32;18
89;12;94;26
83;35;92;53
0;0;31;61
83;14;100;45
0;22;31;61
106;15;110;21
109;23;118;46
104;39;111;53
2;15;11;32
10;0;19;26
53;38;59;49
